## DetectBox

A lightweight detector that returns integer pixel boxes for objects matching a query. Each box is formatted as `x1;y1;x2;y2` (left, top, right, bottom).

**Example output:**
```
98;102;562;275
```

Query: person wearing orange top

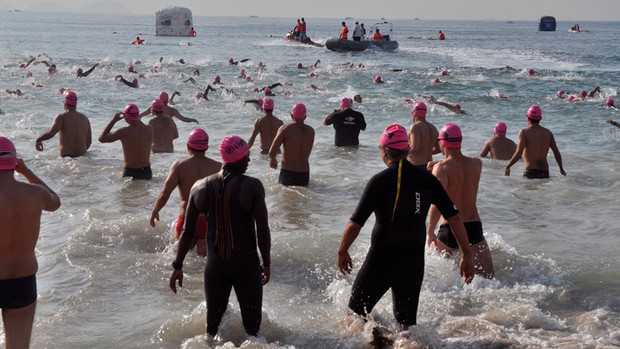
439;31;446;40
300;17;307;37
373;28;383;41
188;27;196;37
340;21;349;39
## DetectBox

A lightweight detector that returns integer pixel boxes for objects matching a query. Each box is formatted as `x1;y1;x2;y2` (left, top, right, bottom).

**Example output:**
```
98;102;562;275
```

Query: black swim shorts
0;275;37;309
437;221;485;249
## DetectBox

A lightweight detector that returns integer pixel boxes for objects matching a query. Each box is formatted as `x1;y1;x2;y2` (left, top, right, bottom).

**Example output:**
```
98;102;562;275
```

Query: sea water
0;12;619;349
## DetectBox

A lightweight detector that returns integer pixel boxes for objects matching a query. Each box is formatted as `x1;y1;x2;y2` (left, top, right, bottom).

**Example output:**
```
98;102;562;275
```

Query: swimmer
35;61;56;74
428;123;494;279
238;69;247;79
193;69;200;76
228;58;251;65
98;104;154;180
115;75;138;88
374;75;384;84
556;90;566;99
526;68;538;76
5;89;23;96
132;36;144;45
323;97;366;147
76;63;99;77
353;94;362;103
606;98;616;109
139;91;198;123
177;59;185;65
212;75;222;85
183;77;197;85
19;57;36;69
150;129;221;255
419;94;466;114
407;101;440;167
505;104;566;178
0;137;61;349
479;121;517;161
147;98;179;153
248;98;284;154
297;59;321;69
244;98;264;111
35;92;92;157
269;103;315;186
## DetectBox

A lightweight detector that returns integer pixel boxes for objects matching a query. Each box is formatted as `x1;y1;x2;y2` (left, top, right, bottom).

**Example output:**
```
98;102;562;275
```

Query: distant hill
79;1;132;14
25;1;70;13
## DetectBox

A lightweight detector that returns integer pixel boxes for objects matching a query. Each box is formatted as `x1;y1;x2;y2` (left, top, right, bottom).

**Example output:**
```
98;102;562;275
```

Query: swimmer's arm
247;120;260;148
504;130;525;176
434;101;452;110
427;163;448;245
138;107;151;118
176;182;206;262
150;162;180;227
409;127;421;152
359;116;367;131
251;180;271;283
337;221;362;275
15;159;61;212
35;114;63;151
480;140;491;158
606;120;620;129
323;111;337;126
445;214;474;284
172;109;198;124
268;126;285;169
549;135;566;176
98;113;124;143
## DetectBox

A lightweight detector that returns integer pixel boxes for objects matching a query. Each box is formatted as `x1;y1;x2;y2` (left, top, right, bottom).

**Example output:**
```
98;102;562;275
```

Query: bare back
56;111;92;157
0;178;52;279
148;115;179;153
174;156;222;215
255;115;284;151
275;122;315;172
118;123;154;168
408;120;439;166
434;153;482;223
480;136;517;161
520;125;554;170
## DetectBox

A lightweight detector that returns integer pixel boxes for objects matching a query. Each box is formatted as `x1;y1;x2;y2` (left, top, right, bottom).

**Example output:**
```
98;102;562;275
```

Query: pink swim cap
228;58;234;64
196;92;204;99
58;87;67;94
340;97;352;109
77;68;83;74
252;87;259;93
240;68;246;74
433;78;441;84
256;98;264;106
527;104;542;120
0;136;17;171
262;98;274;110
64;91;78;106
567;95;575;102
453;103;461;110
264;87;271;94
412;101;427;117
151;98;164;112
556;90;565;98
498;92;506;98
187;128;209;151
607;98;615;107
214;75;221;83
131;78;138;86
128;65;134;73
494;121;507;136
246;76;252;81
123;103;140;121
291;103;307;120
579;90;587;98
374;75;382;83
258;62;264;67
441;70;448;76
159;91;169;103
527;69;535;75
438;123;463;149
380;123;409;149
309;72;317;77
219;135;250;163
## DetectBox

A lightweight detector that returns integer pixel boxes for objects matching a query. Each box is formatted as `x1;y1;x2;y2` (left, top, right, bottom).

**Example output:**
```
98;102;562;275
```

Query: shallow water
1;12;619;349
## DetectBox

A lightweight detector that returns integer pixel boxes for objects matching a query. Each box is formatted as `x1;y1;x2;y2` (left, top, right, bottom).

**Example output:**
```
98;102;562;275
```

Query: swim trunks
436;221;485;249
523;169;549;179
123;166;152;180
175;214;207;239
0;275;37;309
278;169;309;186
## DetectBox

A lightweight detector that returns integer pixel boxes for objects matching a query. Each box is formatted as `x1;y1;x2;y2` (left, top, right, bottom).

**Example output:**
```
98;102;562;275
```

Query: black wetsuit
203;174;262;336
348;160;458;326
324;108;366;146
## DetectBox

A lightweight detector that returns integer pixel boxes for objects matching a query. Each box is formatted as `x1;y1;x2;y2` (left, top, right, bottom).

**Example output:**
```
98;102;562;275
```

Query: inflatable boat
325;22;398;52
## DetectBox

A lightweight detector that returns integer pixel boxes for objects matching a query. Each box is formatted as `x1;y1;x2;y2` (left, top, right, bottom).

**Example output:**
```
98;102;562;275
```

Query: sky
1;0;619;21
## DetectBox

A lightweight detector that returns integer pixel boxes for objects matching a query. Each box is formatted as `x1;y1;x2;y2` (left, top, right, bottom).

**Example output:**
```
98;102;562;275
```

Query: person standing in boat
340;22;349;40
360;23;366;40
300;18;307;38
352;22;362;41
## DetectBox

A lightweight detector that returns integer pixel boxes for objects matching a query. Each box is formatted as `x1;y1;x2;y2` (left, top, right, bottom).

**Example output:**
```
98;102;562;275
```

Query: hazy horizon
1;0;619;21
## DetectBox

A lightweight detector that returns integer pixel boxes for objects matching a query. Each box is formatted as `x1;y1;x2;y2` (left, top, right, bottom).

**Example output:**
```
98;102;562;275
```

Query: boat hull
325;38;398;52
